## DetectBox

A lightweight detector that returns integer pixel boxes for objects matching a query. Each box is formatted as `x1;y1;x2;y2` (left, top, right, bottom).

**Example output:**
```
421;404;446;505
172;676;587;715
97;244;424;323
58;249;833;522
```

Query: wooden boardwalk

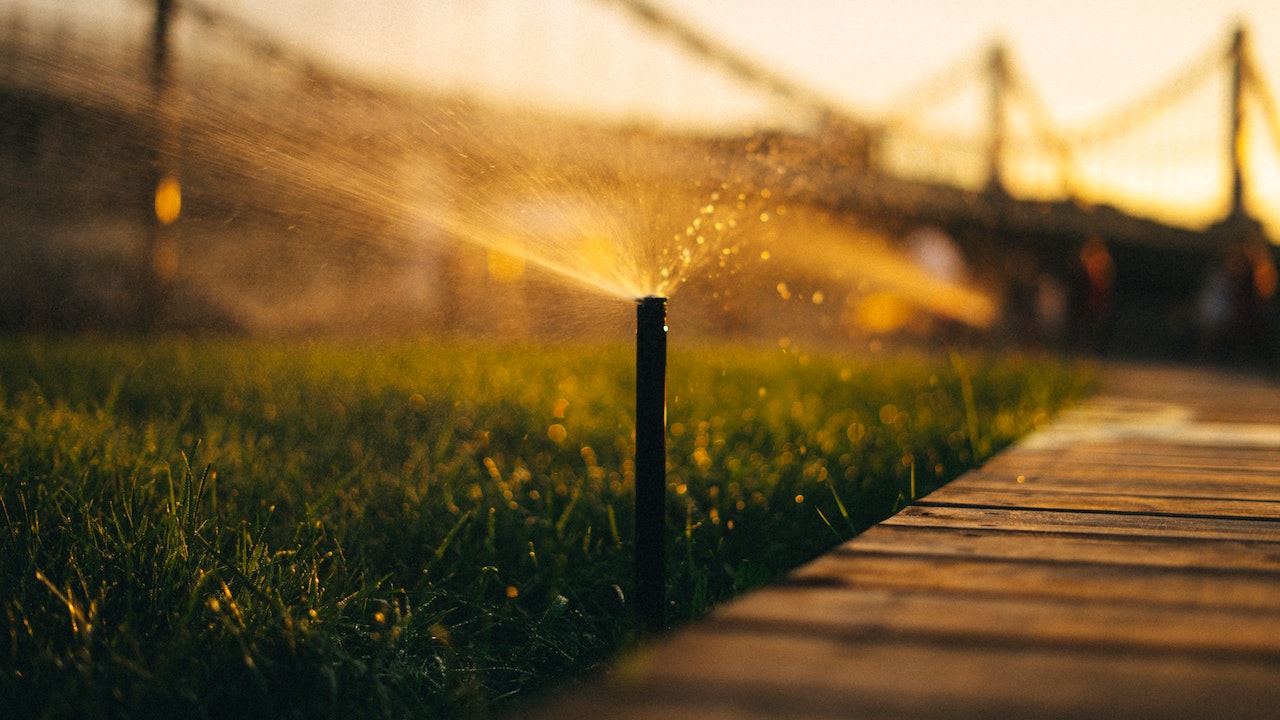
523;363;1280;719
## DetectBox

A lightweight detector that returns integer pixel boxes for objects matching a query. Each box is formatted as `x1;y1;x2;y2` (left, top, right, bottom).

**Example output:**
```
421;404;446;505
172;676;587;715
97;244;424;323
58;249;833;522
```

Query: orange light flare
151;174;182;281
154;175;182;225
762;210;999;330
1247;242;1278;299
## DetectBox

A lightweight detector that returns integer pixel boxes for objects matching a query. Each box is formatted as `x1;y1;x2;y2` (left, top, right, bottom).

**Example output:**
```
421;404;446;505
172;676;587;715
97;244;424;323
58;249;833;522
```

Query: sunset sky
19;0;1280;229
208;0;1280;123
23;0;1280;125
213;0;1280;228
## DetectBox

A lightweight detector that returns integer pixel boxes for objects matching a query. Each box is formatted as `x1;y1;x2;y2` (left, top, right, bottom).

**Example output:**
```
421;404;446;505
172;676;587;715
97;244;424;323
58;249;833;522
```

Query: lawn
0;338;1091;718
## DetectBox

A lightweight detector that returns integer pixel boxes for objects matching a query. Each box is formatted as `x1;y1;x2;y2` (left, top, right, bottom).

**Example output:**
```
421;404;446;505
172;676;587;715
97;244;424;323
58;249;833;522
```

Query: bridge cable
1242;43;1280;172
596;0;869;128
875;44;992;185
1000;50;1080;196
881;46;988;129
1065;36;1228;148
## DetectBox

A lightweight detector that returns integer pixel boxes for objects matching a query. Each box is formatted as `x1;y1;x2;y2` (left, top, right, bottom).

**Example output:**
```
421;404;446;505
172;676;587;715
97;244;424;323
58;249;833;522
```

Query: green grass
0;337;1091;718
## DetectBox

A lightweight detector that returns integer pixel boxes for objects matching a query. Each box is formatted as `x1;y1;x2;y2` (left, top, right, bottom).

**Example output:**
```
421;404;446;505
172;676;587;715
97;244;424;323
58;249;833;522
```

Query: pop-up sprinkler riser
634;295;667;634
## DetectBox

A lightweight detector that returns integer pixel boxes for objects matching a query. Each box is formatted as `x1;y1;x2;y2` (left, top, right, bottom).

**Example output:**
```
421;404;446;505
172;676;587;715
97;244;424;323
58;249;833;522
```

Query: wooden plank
709;584;1280;658
840;523;1280;572
786;552;1280;611
954;468;1280;499
918;484;1280;519
1053;403;1280;425
886;504;1280;542
938;470;1280;502
526;632;1280;720
982;447;1280;475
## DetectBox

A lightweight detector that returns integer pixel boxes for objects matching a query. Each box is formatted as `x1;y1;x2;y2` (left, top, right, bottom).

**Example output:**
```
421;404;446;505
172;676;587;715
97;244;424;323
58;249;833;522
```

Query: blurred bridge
3;0;1280;355
611;1;1280;352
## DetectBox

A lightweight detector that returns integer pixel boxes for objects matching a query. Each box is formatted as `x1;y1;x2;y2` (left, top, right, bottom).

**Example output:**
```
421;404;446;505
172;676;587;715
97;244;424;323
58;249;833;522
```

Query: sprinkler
634;295;667;634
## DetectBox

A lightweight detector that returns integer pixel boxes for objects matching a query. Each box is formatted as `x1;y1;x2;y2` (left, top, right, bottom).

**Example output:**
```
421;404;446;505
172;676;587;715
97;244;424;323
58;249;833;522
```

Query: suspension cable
1243;44;1280;164
881;46;988;128
598;0;867;126
1066;37;1229;147
1000;51;1081;194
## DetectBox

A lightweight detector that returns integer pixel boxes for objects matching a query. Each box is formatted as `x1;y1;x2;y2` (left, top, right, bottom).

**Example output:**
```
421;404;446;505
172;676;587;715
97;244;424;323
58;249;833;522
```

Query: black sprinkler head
634;295;667;634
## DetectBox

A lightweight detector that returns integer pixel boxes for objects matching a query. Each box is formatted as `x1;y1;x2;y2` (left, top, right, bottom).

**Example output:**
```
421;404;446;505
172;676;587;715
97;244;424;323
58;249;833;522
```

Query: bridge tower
1198;23;1277;361
1209;23;1268;247
1228;25;1248;224
984;42;1010;197
1223;25;1254;226
138;0;181;330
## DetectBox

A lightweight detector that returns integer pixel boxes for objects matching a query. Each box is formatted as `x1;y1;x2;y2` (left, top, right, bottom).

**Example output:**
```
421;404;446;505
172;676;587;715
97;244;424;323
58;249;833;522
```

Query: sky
17;0;1280;228
212;0;1280;228
198;0;1280;125
21;0;1280;124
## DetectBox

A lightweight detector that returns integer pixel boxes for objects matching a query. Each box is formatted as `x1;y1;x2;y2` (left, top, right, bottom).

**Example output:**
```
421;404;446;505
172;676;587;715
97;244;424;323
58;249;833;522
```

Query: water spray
634;295;667;634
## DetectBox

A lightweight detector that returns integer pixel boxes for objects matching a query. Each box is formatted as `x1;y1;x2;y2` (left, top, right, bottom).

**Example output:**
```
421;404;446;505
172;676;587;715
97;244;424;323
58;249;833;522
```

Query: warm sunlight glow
763;210;999;330
154;175;182;225
852;293;914;333
486;248;526;283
